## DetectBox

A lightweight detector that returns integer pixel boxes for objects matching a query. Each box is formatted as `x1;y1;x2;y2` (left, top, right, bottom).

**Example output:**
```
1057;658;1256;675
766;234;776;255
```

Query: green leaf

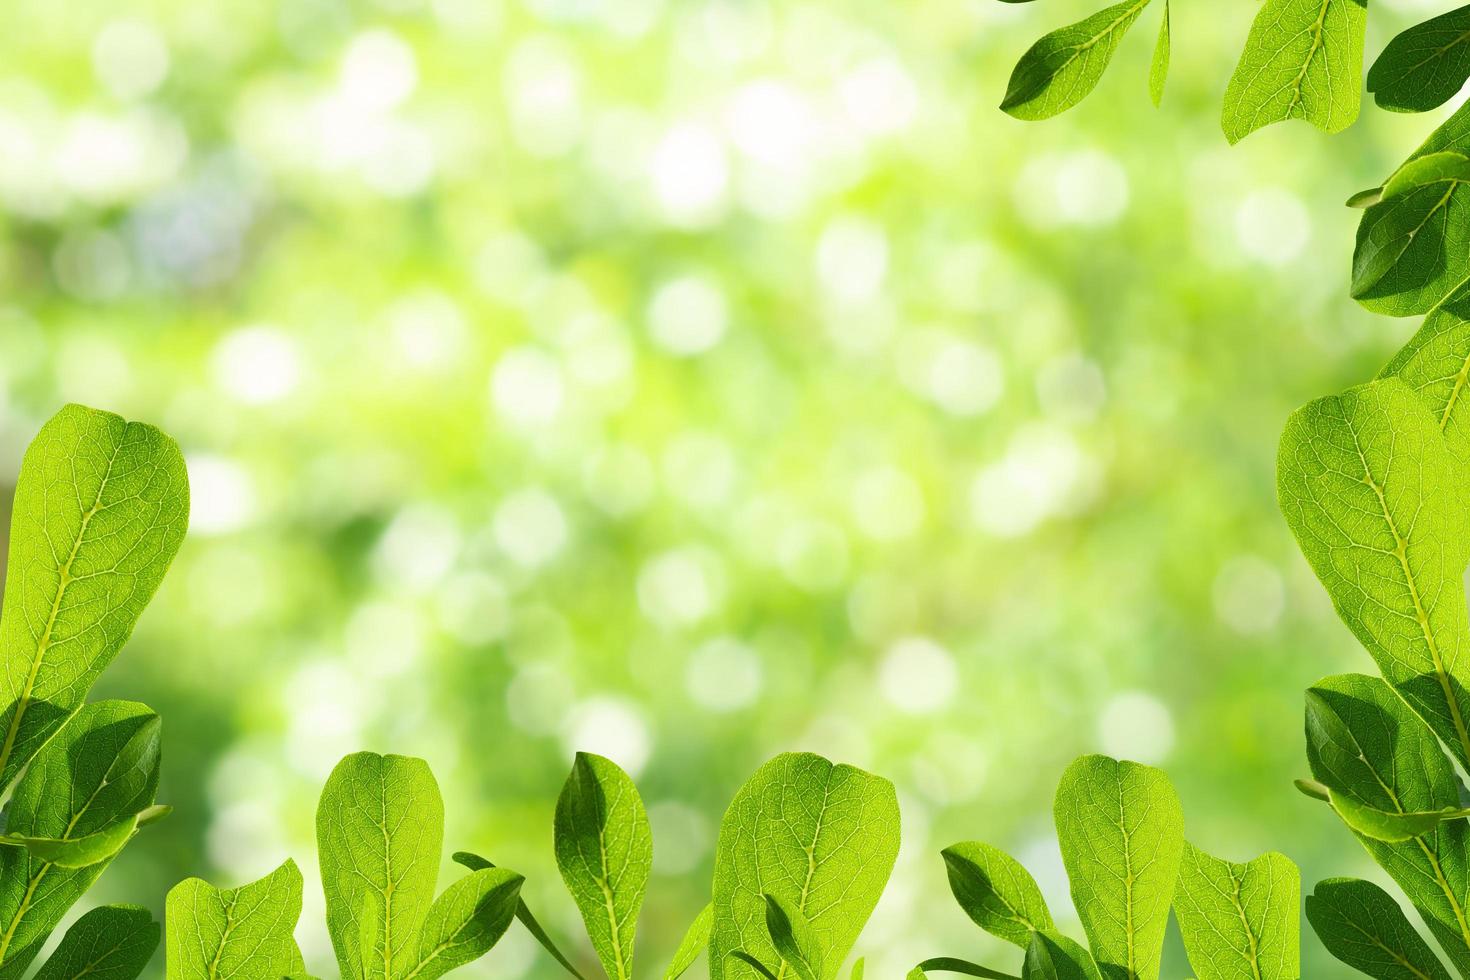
0;701;162;972
850;959;863;980
763;894;822;980
1148;0;1169;106
1021;931;1102;980
1380;276;1470;445
710;753;900;980
940;842;1053;947
1172;842;1300;979
1352;101;1470;316
453;850;587;980
1053;755;1183;980
1353;171;1470;300
1220;0;1367;144
1000;0;1152;121
1381;152;1470;201
1369;5;1470;113
665;903;712;980
318;752;444;980
1278;378;1470;770
917;957;1021;979
1304;673;1470;973
33;905;159;980
554;752;651;980
164;859;305;979
0;404;188;792
1347;187;1383;208
0;816;138;869
400;867;524;980
1326;791;1470;842
1306;877;1453;980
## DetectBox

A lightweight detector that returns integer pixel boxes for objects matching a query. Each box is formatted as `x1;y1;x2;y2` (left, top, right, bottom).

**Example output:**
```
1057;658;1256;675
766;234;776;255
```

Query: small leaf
454;850;587;980
763;894;822;980
1221;0;1367;143
165;859;305;979
1293;778;1330;802
0;816;137;869
1307;877;1452;979
940;842;1053;947
1000;0;1153;121
1382;151;1470;200
555;752;652;980
1173;842;1300;979
1369;6;1470;113
1347;187;1383;208
1327;791;1470;842
666;904;712;980
402;867;524;980
1054;756;1183;980
1149;0;1169;106
33;905;159;980
850;958;865;980
711;754;899;980
317;752;444;980
916;957;1021;979
1022;931;1103;980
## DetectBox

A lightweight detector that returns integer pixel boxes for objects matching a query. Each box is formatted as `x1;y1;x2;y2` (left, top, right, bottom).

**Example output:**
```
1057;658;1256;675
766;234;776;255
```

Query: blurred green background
0;0;1461;975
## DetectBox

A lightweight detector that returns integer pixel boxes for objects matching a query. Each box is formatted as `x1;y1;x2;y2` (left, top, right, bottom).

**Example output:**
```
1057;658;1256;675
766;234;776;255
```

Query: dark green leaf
33;905;158;980
1369;6;1470;113
1307;877;1452;979
940;842;1053;947
1001;0;1152;120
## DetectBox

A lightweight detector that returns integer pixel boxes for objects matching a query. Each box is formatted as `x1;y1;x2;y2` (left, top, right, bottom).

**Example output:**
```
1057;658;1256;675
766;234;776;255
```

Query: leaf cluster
1003;0;1470;317
1278;281;1470;975
915;754;1299;980
164;750;901;980
0;405;188;979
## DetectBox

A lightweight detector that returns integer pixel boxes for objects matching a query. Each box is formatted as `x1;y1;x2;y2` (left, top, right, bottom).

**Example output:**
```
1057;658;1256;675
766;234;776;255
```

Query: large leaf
1307;877;1453;980
1353;101;1470;315
1369;6;1470;113
1221;0;1367;143
33;905;159;980
164;859;305;979
317;752;444;980
1053;755;1183;980
710;753;900;980
400;867;523;980
1000;0;1152;121
1304;674;1470;974
1381;277;1470;445
1022;931;1102;980
554;752;651;980
940;842;1053;947
0;701;162;975
1172;842;1300;979
1278;378;1470;770
0;404;188;792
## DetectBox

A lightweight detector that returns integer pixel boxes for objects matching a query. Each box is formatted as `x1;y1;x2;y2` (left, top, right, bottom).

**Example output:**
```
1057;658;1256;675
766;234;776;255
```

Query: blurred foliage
0;0;1462;976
